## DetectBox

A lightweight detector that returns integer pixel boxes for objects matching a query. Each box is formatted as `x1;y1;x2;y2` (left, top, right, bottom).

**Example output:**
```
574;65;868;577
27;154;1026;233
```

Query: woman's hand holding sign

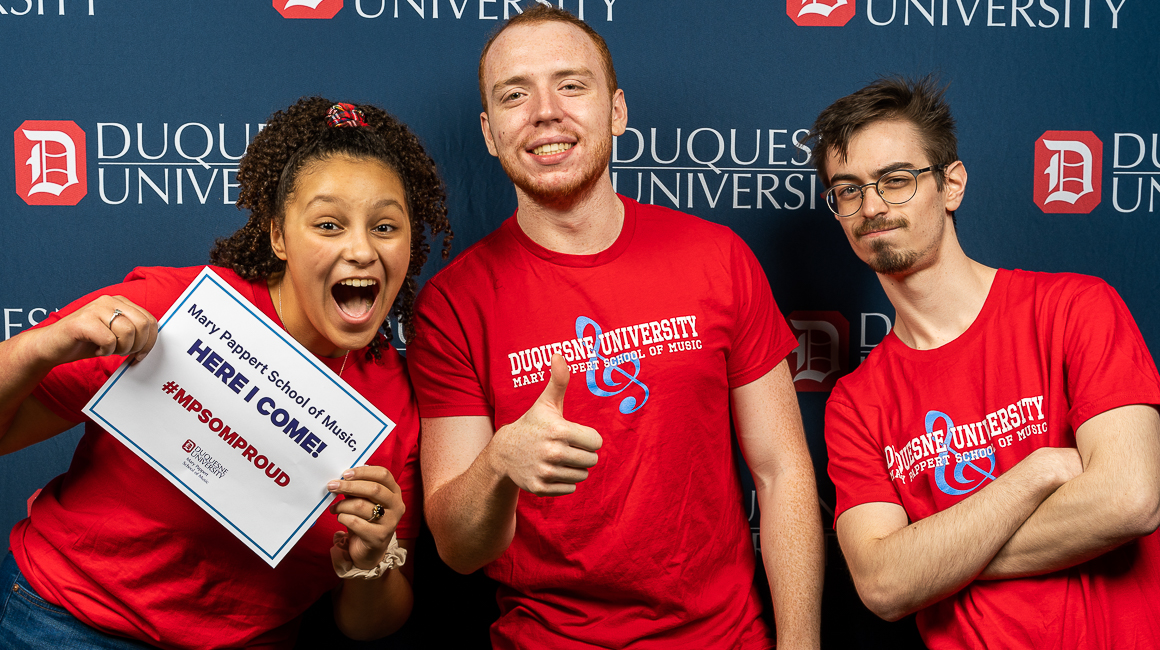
327;465;405;570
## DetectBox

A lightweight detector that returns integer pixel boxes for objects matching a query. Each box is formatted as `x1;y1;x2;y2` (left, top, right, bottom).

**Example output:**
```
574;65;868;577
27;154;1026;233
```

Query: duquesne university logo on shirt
274;0;342;19
886;396;1046;491
506;313;706;414
13;120;87;206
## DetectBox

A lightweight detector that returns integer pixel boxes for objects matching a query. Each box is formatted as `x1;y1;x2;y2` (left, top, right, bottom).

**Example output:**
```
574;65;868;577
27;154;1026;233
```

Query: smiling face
479;20;627;208
824;119;965;276
270;154;411;358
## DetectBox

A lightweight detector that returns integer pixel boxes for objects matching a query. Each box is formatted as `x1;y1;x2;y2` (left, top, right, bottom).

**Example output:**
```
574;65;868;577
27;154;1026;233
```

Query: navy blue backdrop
3;1;1157;647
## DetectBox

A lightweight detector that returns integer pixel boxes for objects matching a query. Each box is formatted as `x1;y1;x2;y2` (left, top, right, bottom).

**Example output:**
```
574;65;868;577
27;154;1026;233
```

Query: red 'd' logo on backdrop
1033;130;1102;214
14;120;87;206
275;0;342;19
788;0;855;26
786;311;849;392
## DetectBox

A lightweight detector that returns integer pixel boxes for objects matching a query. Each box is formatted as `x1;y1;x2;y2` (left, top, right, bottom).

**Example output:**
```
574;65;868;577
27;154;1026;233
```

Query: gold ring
108;309;124;329
368;503;384;523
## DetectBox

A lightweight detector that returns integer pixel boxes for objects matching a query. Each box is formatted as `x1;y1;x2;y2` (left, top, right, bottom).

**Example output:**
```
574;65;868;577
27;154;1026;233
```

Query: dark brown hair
807;75;958;190
209;96;453;355
477;4;618;109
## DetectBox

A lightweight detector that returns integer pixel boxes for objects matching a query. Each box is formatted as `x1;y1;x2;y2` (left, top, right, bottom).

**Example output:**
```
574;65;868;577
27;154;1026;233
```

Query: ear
610;88;627;137
942;160;967;212
480;111;499;158
270;221;288;261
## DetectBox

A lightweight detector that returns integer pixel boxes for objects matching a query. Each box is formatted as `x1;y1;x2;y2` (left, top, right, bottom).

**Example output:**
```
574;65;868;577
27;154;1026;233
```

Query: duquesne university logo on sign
275;0;342;19
786;311;848;392
13;120;87;206
1033;130;1103;214
788;0;855;26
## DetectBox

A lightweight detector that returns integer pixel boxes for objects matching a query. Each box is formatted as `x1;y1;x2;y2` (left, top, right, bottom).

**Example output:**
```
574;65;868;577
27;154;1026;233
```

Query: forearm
843;450;1073;621
332;566;413;639
757;470;823;649
0;328;63;442
982;415;1160;578
425;442;521;573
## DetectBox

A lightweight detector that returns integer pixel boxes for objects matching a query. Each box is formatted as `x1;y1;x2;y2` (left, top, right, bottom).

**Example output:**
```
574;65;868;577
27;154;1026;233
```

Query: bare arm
421;355;601;574
981;404;1160;579
836;447;1082;621
329;466;414;639
0;295;157;455
332;538;414;639
731;360;823;649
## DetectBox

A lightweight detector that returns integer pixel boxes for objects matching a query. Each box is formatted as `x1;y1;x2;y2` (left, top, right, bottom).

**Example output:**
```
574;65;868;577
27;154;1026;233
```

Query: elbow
1116;486;1160;538
438;547;486;575
858;586;911;622
851;571;918;622
430;529;496;575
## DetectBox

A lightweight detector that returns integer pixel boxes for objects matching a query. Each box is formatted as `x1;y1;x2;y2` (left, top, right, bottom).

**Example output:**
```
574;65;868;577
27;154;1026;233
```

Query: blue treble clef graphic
928;410;997;496
575;316;649;414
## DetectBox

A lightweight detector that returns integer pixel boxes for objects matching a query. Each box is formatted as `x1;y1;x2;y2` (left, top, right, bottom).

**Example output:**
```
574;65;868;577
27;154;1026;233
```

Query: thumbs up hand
490;354;603;496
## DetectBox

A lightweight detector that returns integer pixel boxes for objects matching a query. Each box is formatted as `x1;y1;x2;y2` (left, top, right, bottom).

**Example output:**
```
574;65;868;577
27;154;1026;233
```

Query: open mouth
332;278;379;320
531;142;574;156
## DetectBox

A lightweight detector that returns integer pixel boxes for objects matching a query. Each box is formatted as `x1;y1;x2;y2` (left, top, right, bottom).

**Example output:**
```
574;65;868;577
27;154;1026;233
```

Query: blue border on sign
86;268;392;561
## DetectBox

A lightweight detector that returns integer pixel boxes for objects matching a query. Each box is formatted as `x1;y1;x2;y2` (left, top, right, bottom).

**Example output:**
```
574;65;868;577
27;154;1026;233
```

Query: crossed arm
837;404;1160;621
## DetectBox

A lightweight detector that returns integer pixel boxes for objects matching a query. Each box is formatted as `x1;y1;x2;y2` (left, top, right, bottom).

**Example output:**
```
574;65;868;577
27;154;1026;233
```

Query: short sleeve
725;233;796;388
1061;281;1160;431
825;387;903;526
381;418;422;540
407;280;492;418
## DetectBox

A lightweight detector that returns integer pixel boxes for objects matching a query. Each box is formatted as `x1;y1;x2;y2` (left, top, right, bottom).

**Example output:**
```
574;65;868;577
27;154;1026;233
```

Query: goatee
499;136;612;210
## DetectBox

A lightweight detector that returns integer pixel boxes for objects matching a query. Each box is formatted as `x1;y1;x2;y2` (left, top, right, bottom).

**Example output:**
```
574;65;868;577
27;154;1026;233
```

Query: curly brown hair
209;96;453;357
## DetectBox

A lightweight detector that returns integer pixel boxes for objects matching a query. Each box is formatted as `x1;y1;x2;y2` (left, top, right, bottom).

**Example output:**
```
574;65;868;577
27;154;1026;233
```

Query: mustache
854;217;909;239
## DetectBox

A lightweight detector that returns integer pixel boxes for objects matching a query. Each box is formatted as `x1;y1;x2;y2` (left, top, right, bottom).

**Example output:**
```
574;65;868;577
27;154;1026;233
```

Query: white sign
83;268;394;567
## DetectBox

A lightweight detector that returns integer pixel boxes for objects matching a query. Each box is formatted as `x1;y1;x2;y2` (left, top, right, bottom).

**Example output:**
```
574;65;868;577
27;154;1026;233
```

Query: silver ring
108;309;124;329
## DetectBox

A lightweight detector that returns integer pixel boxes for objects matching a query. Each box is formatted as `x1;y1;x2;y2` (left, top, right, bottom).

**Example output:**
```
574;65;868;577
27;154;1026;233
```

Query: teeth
339;278;377;288
532;142;574;156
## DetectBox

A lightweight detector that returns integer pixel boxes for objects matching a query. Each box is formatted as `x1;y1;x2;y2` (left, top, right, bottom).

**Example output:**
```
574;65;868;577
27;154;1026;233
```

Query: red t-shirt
409;197;796;650
10;266;421;650
826;269;1160;649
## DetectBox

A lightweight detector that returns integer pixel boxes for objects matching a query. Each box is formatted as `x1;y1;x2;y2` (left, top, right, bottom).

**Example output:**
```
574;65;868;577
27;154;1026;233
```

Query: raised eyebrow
372;198;406;212
829;162;917;185
301;196;405;212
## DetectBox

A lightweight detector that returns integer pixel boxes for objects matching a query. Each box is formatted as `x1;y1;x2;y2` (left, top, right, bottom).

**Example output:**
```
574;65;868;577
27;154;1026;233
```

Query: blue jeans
0;551;157;649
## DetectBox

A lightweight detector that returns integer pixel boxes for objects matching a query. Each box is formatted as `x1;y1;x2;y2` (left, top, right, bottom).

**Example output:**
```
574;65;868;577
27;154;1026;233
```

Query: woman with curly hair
0;96;452;649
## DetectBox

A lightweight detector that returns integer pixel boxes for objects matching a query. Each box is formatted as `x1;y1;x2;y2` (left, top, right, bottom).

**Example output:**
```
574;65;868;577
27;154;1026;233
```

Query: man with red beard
407;6;823;649
812;77;1160;649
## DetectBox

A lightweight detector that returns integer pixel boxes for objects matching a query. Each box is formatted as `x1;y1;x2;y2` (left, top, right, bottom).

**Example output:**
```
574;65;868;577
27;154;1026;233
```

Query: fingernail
327;481;340;491
342;470;355;479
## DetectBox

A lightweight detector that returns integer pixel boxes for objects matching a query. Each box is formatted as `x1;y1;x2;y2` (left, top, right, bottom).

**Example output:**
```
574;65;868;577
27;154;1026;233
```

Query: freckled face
824;120;960;276
480;21;627;205
270;155;411;358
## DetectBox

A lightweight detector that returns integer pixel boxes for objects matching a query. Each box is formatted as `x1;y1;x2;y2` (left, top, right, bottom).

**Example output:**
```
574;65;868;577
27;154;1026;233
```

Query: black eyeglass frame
821;164;946;218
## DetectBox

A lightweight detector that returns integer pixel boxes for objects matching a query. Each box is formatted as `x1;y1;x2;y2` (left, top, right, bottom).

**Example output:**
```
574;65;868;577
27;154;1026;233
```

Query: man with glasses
808;76;1160;649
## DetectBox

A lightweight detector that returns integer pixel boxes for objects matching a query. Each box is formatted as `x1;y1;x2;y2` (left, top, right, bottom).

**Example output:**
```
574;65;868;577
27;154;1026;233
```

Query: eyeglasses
822;165;944;217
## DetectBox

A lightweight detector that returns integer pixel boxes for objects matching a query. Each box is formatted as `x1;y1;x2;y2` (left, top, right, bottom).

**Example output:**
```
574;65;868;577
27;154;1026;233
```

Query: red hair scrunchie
326;103;367;128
